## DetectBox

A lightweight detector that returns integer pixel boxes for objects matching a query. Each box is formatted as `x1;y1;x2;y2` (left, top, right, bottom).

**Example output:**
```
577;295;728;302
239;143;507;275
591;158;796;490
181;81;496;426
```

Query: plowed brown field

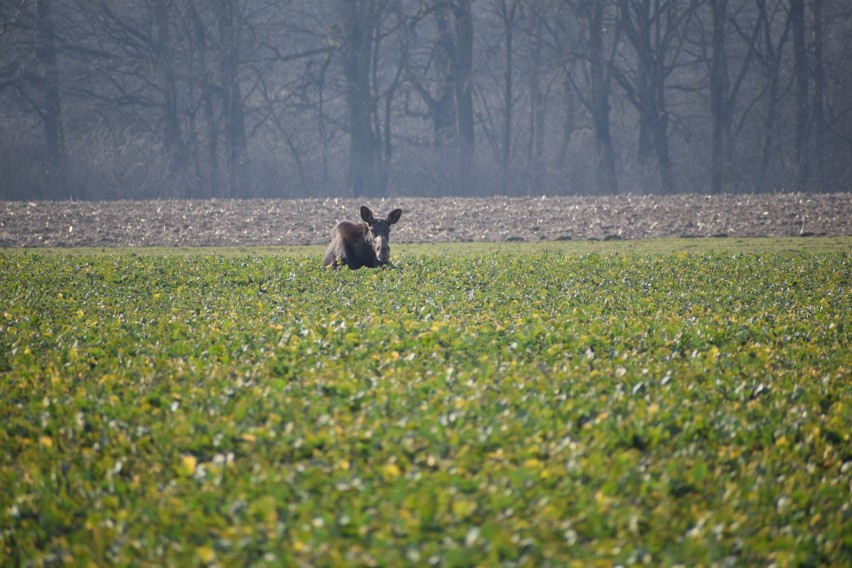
2;193;850;248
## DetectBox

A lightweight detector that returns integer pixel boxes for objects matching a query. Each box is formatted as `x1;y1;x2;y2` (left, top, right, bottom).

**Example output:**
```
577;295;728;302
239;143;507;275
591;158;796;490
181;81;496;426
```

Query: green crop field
1;240;850;566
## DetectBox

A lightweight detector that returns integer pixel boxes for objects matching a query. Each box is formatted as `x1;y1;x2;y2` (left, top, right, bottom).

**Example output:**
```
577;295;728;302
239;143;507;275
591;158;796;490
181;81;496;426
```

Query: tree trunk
558;67;576;170
153;0;187;186
216;0;249;198
756;0;784;192
615;0;681;195
498;0;517;195
709;0;728;194
36;0;64;198
810;0;826;189
790;0;809;189
528;14;546;195
453;0;476;194
410;3;457;150
588;1;618;195
188;0;221;198
341;0;383;197
652;82;674;194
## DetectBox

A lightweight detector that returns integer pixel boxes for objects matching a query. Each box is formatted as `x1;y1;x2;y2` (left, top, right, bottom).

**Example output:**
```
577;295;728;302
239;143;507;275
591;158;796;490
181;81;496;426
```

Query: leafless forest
2;1;852;201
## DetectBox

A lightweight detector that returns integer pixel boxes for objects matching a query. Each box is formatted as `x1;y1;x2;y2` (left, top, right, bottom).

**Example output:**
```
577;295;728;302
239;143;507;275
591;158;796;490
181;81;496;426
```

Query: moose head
323;206;403;269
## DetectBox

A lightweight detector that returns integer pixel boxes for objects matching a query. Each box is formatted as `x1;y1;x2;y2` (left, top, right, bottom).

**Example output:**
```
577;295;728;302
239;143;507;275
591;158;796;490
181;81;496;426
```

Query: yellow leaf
451;497;477;519
595;490;614;507
196;546;215;563
39;436;53;448
178;454;197;476
382;462;401;480
241;433;257;443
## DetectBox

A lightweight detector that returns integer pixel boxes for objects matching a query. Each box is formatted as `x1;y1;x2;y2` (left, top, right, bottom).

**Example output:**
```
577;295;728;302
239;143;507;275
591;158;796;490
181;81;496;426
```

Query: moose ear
387;209;402;225
360;206;376;225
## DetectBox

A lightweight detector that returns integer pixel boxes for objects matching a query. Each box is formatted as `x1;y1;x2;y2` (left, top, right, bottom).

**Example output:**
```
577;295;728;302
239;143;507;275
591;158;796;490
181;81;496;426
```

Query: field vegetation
1;241;850;565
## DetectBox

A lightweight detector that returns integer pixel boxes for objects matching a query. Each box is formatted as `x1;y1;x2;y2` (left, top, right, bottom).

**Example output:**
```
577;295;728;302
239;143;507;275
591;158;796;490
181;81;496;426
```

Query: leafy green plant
0;249;849;565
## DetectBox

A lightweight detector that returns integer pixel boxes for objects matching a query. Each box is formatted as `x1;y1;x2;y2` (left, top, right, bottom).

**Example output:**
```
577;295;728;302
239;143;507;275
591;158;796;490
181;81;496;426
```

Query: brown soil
1;194;850;248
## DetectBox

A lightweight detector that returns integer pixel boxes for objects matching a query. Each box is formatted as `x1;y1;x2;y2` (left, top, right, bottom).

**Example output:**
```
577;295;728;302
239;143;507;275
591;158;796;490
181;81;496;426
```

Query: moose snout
375;236;390;263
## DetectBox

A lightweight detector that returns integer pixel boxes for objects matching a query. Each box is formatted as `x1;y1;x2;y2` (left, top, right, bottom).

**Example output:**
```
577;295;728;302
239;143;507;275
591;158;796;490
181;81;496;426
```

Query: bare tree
571;0;620;195
495;0;520;194
613;0;697;194
153;0;188;177
752;0;792;192
215;0;249;197
809;0;826;189
790;0;809;188
443;0;476;193
0;0;67;197
340;0;384;196
405;2;457;150
36;0;65;194
63;1;194;197
523;1;581;181
187;0;221;197
705;0;760;193
403;0;476;194
520;0;553;193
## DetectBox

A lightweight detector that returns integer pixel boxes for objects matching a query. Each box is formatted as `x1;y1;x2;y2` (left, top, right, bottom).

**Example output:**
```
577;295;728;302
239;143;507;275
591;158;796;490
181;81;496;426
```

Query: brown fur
323;206;402;269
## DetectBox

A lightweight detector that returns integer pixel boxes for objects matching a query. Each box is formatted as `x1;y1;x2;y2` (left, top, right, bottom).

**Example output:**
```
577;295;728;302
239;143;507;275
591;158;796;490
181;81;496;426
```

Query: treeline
1;0;851;200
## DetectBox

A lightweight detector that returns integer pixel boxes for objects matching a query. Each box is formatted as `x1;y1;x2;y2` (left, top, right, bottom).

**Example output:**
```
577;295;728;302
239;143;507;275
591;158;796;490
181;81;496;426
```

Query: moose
323;206;403;269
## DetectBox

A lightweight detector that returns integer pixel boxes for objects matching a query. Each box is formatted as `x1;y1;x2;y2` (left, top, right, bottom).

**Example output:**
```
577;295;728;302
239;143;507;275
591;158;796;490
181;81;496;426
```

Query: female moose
323;206;403;269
